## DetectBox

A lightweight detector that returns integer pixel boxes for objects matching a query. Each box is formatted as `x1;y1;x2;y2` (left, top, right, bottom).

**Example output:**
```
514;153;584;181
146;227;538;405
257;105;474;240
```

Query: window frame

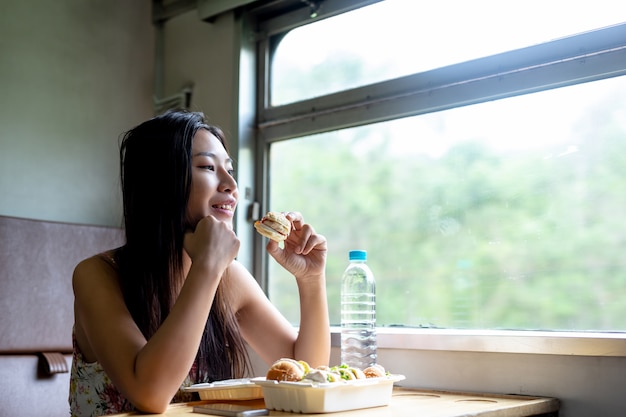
245;0;626;356
256;13;626;142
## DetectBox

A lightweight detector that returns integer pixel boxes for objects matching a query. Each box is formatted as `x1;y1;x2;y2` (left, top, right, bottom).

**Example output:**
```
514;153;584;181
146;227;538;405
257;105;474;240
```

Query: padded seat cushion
0;215;124;416
0;215;124;353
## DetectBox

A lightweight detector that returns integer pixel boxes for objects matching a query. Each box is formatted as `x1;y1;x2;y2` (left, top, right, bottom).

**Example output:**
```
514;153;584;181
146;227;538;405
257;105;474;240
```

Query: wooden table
107;387;559;416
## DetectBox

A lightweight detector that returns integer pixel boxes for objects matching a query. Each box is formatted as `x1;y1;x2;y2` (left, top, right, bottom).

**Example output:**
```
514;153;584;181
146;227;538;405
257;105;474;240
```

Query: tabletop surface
106;387;560;417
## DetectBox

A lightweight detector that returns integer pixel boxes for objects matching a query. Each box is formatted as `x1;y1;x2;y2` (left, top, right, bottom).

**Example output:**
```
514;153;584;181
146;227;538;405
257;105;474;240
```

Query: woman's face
186;129;238;228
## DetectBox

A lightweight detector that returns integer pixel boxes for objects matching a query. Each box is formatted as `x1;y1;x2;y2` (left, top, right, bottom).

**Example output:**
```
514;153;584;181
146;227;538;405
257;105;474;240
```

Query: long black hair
115;109;250;382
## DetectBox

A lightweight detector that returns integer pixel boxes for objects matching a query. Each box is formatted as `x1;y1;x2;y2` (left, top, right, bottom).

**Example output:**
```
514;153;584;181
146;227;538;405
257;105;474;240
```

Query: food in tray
265;358;307;381
302;369;342;383
266;359;389;383
254;211;291;242
363;364;386;378
258;361;404;414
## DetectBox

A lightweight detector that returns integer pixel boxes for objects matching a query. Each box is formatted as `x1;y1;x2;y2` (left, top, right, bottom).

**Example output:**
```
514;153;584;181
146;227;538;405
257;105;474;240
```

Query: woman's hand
265;212;327;281
184;215;240;270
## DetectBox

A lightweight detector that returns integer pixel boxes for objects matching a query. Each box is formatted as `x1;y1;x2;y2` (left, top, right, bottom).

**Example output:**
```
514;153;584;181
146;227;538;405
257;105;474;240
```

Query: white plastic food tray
182;378;264;400
252;374;405;413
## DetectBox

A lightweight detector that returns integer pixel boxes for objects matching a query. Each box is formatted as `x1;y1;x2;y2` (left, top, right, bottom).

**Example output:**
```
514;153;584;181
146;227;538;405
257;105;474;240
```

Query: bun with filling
266;358;306;382
254;211;291;242
363;364;386;378
330;365;366;380
346;366;366;380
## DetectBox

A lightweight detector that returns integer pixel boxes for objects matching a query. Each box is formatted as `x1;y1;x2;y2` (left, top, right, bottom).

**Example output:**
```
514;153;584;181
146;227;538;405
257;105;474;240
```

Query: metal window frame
256;21;626;142
247;1;626;344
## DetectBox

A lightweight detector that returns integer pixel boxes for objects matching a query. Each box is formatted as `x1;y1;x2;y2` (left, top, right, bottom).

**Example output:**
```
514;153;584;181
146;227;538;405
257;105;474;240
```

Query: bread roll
266;358;305;382
363;364;386;378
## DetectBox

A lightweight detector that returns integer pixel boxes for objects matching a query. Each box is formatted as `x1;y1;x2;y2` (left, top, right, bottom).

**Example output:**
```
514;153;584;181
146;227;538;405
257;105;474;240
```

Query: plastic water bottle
340;250;377;368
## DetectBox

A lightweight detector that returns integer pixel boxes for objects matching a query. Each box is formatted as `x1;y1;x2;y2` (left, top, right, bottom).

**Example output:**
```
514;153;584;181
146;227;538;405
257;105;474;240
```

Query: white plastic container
252;375;405;413
182;378;264;400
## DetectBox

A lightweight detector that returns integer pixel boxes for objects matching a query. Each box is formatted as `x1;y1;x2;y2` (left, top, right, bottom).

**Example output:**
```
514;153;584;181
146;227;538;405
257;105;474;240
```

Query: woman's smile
211;199;237;218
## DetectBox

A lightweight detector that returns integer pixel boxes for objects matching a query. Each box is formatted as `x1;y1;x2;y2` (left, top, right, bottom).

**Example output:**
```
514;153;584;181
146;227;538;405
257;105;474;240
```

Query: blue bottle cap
349;250;367;261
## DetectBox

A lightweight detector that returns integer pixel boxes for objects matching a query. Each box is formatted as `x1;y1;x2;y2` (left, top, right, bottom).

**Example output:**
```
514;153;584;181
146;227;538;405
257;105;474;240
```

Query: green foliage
266;97;626;332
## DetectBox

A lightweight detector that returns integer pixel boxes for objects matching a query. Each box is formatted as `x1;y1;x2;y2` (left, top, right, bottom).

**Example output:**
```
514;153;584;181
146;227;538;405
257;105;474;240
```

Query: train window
267;75;626;331
254;0;626;332
270;0;624;106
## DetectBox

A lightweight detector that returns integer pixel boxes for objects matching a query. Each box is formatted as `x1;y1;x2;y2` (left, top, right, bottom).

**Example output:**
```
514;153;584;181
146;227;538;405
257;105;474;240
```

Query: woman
69;110;330;417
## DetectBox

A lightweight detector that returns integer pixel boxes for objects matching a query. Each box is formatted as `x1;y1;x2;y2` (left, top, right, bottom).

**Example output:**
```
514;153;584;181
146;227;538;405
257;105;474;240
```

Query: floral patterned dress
69;328;199;417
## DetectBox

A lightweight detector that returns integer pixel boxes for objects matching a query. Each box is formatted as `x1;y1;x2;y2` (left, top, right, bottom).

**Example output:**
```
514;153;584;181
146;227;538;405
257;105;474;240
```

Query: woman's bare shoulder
226;260;260;289
72;251;120;291
72;250;126;363
225;260;271;312
227;259;251;276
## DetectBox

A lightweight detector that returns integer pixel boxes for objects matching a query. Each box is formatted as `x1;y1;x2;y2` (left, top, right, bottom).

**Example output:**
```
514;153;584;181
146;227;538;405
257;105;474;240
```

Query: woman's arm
235;212;330;368
73;216;239;413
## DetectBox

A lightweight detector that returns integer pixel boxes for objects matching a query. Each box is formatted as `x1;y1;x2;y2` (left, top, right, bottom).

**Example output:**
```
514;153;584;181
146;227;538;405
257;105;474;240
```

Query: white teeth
215;205;233;210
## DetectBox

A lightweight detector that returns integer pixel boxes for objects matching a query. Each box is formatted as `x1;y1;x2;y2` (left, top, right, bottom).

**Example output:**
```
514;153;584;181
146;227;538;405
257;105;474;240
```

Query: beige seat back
0;215;124;417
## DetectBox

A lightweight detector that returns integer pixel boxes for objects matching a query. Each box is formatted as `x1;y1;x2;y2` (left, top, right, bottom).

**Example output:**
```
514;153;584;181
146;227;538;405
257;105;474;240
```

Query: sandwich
254;211;291;242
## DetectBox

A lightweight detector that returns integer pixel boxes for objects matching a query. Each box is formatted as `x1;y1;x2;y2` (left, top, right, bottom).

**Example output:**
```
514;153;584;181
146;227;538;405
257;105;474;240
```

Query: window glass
268;75;626;331
271;0;625;105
